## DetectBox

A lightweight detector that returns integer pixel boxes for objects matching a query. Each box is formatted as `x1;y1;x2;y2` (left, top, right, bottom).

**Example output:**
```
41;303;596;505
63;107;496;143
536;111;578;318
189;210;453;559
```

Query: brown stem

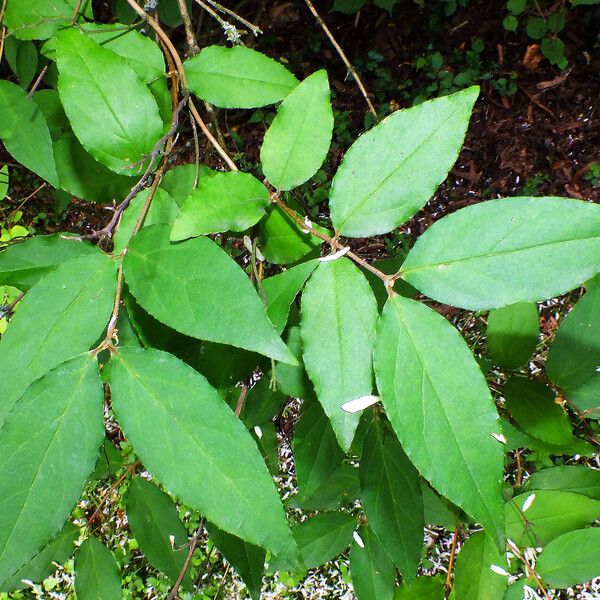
27;65;48;97
177;0;200;55
167;524;204;599
0;291;25;319
235;385;248;417
445;526;461;595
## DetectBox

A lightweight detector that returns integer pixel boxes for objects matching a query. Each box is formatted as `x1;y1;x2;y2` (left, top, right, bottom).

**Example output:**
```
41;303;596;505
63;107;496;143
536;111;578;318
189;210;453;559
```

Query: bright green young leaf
110;347;298;562
360;419;424;579
525;466;600;500
329;87;478;237
400;197;600;310
171;171;270;240
263;260;317;334
293;400;345;503
300;258;378;451
3;0;92;40
160;163;214;206
453;531;507;600
258;205;324;265
124;225;296;364
208;524;266;600
0;356;104;587
394;575;445;599
536;528;600;588
261;70;333;191
0;80;58;186
487;302;539;369
184;45;299;108
32;90;70;140
0;253;117;423
546;274;600;415
114;188;179;252
0;165;8;200
505;491;600;547
0;234;99;289
349;526;396;600
275;326;314;399
504;377;573;446
293;511;356;569
374;295;505;543
56;28;164;174
125;477;190;585
0;522;78;592
74;538;121;600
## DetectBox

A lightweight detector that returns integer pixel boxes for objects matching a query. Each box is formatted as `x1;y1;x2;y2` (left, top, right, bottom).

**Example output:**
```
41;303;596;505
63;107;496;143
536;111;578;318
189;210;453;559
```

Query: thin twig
235;385;248;417
203;0;261;36
303;0;377;119
167;523;205;599
177;0;200;55
71;0;83;24
27;65;48;98
445;526;460;595
0;291;25;319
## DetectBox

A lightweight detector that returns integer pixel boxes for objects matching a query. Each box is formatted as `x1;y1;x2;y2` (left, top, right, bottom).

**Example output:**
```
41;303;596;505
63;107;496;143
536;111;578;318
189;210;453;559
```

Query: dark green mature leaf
261;70;333;191
171;171;269;240
114;188;179;252
525;466;600;500
487;303;539;369
125;477;190;585
208;524;266;600
421;482;464;529
240;377;287;428
123;225;296;364
56;28;164;174
329;87;478;237
400;197;600;310
301;258;378;451
263;260;317;334
349;526;396;600
185;45;299;108
275;326;313;399
160;164;214;206
0;80;58;186
374;295;505;543
546;274;600;415
360;420;423;579
394;575;445;599
294;511;356;569
0;253;117;424
0;522;78;592
299;463;360;510
75;538;121;600
505;491;600;547
504;377;573;446
536;528;600;588
0;356;104;587
110;347;297;561
454;531;507;600
32;90;69;140
0;234;99;289
4;38;38;88
293;400;345;503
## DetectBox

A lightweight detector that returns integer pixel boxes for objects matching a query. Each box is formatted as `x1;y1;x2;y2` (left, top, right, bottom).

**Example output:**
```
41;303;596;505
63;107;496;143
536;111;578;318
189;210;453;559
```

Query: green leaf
329;87;478;237
293;511;356;569
185;45;299;109
263;260;317;334
92;439;125;480
4;38;38;88
32;90;70;140
400;197;600;310
293;400;345;503
421;482;464;529
546;274;600;415
56;28;164;175
541;38;567;69
374;295;504;543
486;302;539;369
536;528;600;588
208;524;266;600
525;466;600;500
258;205;324;265
349;526;396;600
0;234;99;289
3;0;92;40
0;522;78;592
333;0;367;13
298;463;360;510
504;377;573;446
275;326;313;399
160;164;214;207
261;70;333;191
171;171;269;240
74;538;121;600
53;133;134;202
453;531;507;600
0;356;104;587
0;80;58;186
360;419;423;579
0;253;117;424
240;377;287;428
300;258;378;451
124;225;296;363
114;188;179;252
394;575;445;599
361;256;418;313
526;16;547;39
505;490;600;547
0;165;8;201
125;477;190;585
110;347;297;562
